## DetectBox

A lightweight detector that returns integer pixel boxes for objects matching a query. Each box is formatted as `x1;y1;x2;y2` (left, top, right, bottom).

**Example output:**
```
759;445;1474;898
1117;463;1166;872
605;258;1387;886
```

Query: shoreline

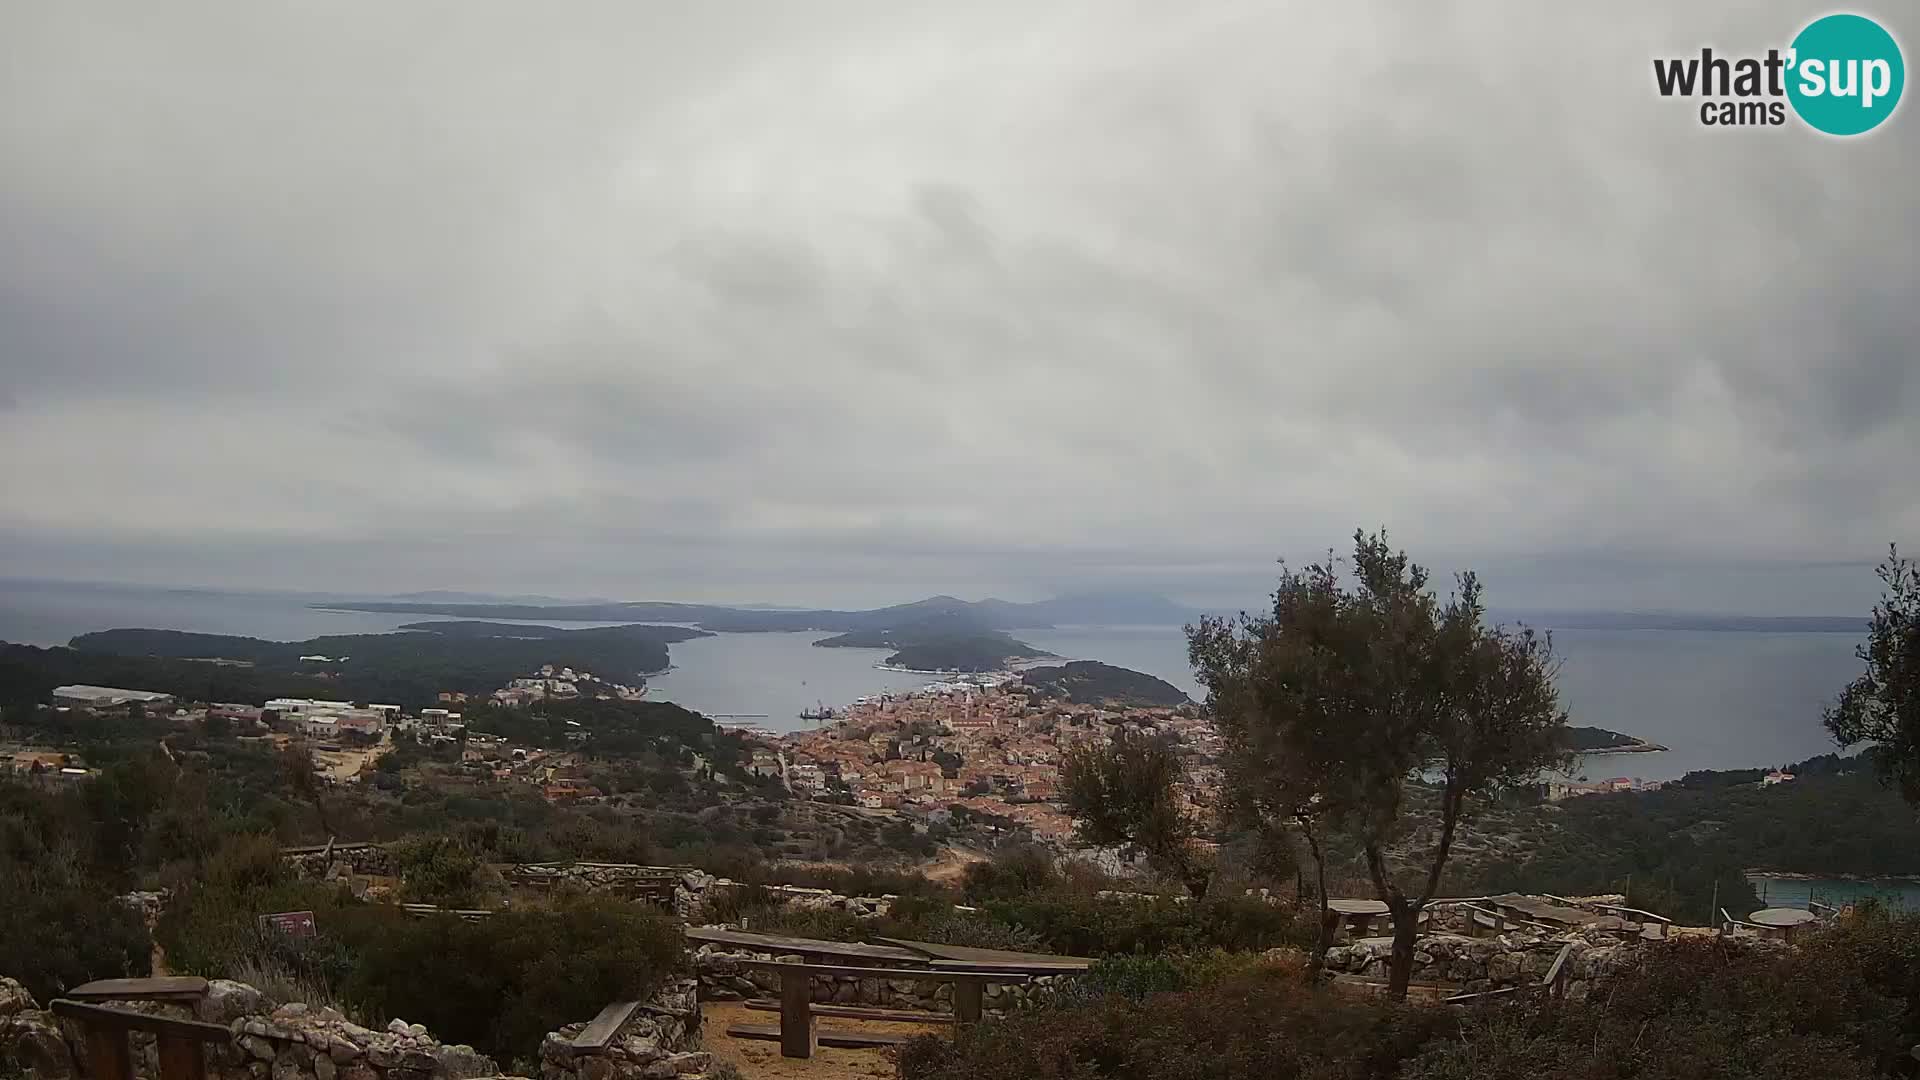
1745;869;1920;884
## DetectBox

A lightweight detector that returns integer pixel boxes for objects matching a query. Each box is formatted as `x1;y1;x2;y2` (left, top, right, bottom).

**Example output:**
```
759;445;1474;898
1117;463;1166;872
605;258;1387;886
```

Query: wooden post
953;979;984;1024
85;1026;133;1080
157;1034;207;1080
778;970;816;1059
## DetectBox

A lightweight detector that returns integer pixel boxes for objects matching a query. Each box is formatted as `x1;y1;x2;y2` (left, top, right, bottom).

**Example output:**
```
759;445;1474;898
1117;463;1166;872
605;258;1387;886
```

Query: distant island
16;622;709;709
1563;725;1667;754
814;625;1056;673
1020;660;1191;708
314;590;1202;633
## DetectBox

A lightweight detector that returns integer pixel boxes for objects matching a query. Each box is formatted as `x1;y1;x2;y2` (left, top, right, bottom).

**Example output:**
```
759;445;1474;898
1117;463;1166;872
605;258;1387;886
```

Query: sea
0;579;1871;782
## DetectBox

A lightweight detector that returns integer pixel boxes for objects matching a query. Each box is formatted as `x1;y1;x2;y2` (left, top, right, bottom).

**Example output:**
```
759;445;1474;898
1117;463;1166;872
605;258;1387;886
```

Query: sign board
259;910;317;938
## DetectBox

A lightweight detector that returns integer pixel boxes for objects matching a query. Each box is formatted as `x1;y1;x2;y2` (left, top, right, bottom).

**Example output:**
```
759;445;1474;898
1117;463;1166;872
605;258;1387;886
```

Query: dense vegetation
1;642;347;711
153;837;681;1063
1022;661;1191;708
55;623;704;708
902;910;1920;1080
1442;750;1920;923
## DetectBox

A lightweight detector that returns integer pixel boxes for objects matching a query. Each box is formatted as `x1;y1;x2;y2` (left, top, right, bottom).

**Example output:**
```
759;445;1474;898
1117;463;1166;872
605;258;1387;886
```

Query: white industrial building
52;685;175;709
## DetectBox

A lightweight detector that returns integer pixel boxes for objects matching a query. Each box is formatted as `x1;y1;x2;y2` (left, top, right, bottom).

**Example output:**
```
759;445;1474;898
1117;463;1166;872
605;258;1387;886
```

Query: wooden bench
1592;904;1673;940
743;1000;957;1024
66;977;210;1004
1450;903;1560;937
50;1000;231;1080
570;1000;643;1051
723;960;1030;1059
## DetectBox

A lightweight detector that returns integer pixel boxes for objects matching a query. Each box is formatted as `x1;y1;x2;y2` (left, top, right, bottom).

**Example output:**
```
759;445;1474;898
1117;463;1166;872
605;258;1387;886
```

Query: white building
52;685;175;709
266;698;354;716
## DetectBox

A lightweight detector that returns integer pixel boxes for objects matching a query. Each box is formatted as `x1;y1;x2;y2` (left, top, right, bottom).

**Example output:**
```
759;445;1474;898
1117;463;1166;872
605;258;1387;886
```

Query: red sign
260;911;317;938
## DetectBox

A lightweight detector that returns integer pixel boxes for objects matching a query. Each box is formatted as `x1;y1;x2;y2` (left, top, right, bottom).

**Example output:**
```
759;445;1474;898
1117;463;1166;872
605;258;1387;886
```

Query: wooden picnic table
66;977;210;1003
1488;894;1609;928
872;937;1094;972
727;960;1030;1059
685;926;928;964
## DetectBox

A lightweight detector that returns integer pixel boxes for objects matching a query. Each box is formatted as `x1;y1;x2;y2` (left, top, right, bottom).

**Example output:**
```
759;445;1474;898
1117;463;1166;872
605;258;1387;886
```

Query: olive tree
1190;609;1342;976
1189;531;1569;999
1060;727;1212;897
1825;545;1920;804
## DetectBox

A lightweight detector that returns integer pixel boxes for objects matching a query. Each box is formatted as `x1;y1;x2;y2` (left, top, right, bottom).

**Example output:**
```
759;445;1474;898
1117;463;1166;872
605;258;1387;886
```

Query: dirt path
922;845;988;885
700;1001;941;1080
312;732;389;782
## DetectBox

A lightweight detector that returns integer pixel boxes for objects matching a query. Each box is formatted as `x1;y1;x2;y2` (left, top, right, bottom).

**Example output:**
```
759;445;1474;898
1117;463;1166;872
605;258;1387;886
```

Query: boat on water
798;700;838;721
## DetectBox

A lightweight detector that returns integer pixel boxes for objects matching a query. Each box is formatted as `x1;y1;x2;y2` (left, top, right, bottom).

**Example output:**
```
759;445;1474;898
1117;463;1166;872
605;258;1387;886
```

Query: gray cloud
0;0;1915;613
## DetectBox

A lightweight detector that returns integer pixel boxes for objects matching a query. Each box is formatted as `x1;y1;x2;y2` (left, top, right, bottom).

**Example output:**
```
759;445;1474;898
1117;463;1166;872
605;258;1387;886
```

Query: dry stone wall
690;943;1063;1015
537;980;708;1080
1322;928;1643;999
282;844;395;879
0;975;717;1080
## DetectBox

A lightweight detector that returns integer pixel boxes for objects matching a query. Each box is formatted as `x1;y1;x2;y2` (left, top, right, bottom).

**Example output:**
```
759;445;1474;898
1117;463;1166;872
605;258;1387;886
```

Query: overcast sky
1;2;1914;613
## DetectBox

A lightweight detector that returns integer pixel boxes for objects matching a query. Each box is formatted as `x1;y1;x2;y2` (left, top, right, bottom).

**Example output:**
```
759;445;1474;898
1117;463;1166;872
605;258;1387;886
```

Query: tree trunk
1386;901;1420;999
1363;842;1419;1002
1302;823;1334;980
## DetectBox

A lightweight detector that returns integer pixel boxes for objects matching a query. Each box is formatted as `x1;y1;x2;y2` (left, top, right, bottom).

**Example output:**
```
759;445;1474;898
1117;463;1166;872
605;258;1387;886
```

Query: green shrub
961;846;1062;902
902;921;1920;1080
978;891;1310;957
342;896;682;1058
900;962;1454;1080
391;834;492;907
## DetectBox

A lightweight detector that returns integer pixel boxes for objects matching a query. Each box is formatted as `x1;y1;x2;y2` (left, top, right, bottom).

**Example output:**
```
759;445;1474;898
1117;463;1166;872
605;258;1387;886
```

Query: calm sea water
1747;875;1920;911
0;581;1866;780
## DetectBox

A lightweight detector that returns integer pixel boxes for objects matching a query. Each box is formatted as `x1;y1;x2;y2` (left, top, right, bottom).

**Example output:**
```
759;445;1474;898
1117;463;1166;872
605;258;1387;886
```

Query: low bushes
977;891;1314;956
900;962;1455;1080
901;912;1920;1080
155;836;683;1062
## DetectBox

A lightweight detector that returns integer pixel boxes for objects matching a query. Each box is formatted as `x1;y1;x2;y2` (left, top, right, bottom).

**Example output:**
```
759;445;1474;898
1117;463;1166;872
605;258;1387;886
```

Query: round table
1748;907;1819;941
1327;899;1390;938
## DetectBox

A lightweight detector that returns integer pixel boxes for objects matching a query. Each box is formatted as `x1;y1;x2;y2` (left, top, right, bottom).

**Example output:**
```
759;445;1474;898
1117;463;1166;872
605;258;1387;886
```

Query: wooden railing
50;1000;230;1080
1593;904;1674;939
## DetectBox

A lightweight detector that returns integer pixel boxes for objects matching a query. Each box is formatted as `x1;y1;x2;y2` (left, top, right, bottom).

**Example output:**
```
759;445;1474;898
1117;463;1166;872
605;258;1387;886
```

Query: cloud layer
2;1;1914;611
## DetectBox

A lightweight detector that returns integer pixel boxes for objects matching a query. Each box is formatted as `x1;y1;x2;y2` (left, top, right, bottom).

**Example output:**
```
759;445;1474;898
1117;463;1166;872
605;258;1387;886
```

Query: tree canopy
1187;530;1570;998
1825;544;1920;804
1060;727;1211;896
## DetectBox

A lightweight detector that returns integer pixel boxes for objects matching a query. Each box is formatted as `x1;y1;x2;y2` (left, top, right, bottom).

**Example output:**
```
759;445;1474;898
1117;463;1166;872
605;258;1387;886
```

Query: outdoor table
1748;907;1818;943
1326;898;1391;938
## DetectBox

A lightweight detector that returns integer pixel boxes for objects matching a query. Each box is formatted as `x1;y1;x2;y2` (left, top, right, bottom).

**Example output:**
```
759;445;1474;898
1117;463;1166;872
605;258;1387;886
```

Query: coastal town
11;659;1717;845
751;673;1218;840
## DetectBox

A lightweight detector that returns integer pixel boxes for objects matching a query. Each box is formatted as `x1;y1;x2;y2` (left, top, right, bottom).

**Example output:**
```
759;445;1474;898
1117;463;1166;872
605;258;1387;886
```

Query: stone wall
283;844;396;880
690;943;1063;1016
1321;928;1643;1000
537;981;710;1080
282;848;951;922
0;975;716;1080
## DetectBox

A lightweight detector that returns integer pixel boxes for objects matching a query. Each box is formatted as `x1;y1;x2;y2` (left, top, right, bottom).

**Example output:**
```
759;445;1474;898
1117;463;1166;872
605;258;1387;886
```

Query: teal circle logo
1786;14;1905;135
